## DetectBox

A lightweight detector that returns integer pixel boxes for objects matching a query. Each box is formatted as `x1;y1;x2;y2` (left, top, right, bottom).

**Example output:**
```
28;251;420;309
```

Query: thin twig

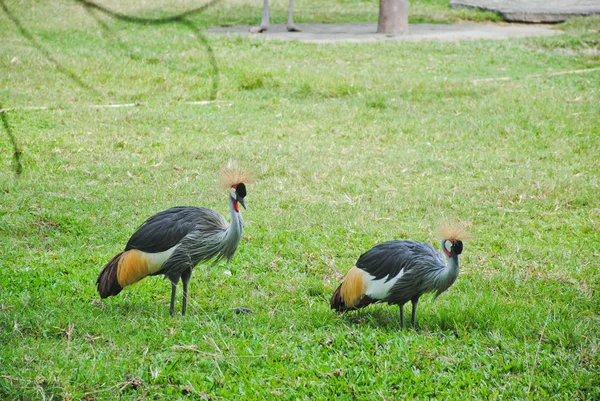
212;357;224;377
76;0;221;24
82;382;128;396
0;101;228;113
171;345;266;359
0;104;23;174
0;106;50;113
472;67;600;84
88;103;138;109
185;100;228;105
0;375;20;384
527;311;551;394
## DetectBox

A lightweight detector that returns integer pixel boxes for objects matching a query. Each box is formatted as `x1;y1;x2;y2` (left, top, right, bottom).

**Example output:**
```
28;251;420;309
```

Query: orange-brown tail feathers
96;250;151;298
330;266;375;312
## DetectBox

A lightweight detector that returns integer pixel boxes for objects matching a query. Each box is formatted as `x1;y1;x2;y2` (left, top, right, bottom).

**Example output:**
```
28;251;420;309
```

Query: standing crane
330;222;471;328
96;163;253;316
250;0;301;33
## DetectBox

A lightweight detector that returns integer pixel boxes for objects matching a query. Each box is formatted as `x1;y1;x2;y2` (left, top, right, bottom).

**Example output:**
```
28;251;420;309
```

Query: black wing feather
356;240;438;280
125;206;213;253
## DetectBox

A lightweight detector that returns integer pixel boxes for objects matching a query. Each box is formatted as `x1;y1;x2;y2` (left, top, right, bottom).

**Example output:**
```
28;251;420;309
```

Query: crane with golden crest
96;163;253;316
330;221;471;328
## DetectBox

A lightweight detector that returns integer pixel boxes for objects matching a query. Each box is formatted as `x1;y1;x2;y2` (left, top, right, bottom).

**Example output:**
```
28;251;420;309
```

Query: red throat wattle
232;185;239;212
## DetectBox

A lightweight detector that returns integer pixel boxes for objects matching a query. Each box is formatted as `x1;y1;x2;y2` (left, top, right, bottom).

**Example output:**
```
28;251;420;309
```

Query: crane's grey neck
433;242;460;297
222;195;243;260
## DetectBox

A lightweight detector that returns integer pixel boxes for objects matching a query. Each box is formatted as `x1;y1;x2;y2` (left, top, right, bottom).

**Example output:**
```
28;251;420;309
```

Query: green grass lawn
1;0;599;399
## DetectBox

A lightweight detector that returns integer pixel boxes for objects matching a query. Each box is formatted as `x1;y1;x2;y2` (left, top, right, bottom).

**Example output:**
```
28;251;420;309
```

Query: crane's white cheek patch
364;270;404;300
146;245;178;274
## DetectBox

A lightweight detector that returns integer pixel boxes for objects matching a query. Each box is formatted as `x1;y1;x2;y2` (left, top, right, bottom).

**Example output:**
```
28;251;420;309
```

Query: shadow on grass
93;295;256;323
336;304;503;338
336;307;432;332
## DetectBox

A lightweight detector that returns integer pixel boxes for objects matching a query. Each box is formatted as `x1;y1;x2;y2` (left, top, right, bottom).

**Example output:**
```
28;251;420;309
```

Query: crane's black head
229;183;247;211
443;239;463;257
236;183;247;198
454;240;463;255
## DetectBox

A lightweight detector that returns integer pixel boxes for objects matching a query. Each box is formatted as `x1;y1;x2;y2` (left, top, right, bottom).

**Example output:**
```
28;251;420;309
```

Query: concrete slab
208;23;560;43
450;0;600;23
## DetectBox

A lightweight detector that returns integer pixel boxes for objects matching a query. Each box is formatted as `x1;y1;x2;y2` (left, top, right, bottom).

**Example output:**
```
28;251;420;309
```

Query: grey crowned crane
96;163;253;316
330;222;471;328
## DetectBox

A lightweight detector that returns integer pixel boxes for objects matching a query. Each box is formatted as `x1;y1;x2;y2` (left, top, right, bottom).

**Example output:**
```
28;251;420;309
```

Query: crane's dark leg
181;268;192;316
169;276;180;316
411;298;419;328
399;303;405;329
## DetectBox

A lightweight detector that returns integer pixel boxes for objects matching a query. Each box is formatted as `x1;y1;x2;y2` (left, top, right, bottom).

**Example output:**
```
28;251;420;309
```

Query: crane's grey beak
238;198;246;209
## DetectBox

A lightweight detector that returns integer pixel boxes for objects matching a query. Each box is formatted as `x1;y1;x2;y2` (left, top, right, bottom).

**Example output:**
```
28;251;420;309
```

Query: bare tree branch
0;104;23;175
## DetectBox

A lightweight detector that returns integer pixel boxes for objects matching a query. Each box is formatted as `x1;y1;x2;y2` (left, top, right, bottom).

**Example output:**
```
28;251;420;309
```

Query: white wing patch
145;245;178;274
364;269;405;300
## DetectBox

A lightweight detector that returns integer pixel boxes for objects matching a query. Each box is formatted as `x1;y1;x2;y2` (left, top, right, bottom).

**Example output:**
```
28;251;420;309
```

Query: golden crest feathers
220;161;254;188
436;220;473;241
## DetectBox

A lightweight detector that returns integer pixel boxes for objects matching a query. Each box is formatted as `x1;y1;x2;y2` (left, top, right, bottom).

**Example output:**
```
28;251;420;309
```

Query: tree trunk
377;0;408;35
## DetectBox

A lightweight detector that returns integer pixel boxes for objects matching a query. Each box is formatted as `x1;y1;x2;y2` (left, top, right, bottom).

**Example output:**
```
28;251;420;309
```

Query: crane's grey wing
384;242;446;304
125;206;226;253
158;223;230;277
356;240;435;281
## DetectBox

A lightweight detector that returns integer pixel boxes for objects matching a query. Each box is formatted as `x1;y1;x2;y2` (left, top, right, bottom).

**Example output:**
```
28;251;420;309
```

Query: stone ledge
450;0;600;23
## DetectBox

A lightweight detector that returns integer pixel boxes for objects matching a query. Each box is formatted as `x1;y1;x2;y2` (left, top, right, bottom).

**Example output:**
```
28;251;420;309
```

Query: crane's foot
250;25;269;34
438;330;459;339
286;23;302;32
230;307;253;314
